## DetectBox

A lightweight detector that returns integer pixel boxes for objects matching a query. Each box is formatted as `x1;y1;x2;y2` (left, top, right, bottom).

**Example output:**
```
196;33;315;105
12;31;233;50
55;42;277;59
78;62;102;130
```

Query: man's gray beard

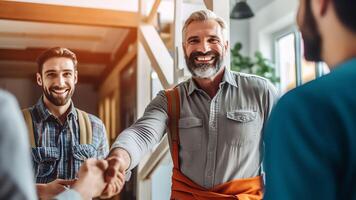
186;56;225;79
188;63;220;78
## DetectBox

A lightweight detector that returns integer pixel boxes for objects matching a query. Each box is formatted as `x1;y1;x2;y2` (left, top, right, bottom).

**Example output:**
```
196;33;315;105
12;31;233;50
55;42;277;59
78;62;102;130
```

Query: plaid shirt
29;97;109;183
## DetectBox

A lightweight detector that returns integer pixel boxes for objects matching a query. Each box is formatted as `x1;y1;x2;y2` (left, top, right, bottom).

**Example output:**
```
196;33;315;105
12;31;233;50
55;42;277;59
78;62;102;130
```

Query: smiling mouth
194;55;215;63
51;89;69;95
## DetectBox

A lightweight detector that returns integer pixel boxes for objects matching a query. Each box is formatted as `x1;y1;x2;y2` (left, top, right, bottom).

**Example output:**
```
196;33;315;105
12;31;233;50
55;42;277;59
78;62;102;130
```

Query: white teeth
52;90;67;94
196;56;214;61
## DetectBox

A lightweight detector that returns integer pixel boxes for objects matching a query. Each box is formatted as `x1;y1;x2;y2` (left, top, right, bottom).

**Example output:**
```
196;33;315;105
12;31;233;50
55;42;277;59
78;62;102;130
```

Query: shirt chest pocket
178;117;203;151
225;110;261;146
72;144;97;161
32;147;59;178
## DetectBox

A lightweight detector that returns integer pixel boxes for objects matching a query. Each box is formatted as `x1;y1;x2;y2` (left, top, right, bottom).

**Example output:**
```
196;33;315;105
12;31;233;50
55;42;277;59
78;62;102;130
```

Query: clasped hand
39;156;127;200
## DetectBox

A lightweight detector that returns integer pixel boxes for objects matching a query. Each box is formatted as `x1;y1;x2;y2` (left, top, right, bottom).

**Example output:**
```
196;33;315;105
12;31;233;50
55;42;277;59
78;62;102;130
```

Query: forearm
111;90;168;170
36;183;47;198
108;148;131;171
110;127;164;171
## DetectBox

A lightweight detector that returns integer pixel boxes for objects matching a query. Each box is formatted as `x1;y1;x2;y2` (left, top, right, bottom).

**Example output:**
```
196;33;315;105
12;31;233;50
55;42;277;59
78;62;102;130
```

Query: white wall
249;0;298;59
230;20;250;55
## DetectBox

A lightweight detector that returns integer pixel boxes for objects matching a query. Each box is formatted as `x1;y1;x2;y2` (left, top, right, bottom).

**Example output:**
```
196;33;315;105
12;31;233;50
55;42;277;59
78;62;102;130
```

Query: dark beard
185;50;223;78
300;0;322;62
43;85;73;106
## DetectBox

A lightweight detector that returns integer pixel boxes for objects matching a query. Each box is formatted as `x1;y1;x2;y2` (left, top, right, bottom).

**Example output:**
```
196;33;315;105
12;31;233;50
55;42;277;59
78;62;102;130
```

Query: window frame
273;27;326;92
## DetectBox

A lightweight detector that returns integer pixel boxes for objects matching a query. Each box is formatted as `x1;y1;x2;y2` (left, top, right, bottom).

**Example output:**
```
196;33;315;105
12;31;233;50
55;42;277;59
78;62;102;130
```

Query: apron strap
165;87;181;170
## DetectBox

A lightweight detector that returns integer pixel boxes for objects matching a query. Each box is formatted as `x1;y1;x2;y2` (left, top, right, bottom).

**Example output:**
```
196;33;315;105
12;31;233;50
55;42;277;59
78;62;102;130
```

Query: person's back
0;90;37;200
264;0;356;199
264;59;356;199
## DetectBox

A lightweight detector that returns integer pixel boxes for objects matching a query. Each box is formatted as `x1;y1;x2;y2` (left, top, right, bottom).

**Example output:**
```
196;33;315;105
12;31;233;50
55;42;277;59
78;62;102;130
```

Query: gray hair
182;10;228;41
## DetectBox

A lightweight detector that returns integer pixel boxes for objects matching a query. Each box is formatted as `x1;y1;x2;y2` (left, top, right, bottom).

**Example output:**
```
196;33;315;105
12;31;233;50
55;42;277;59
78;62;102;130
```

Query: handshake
38;148;130;200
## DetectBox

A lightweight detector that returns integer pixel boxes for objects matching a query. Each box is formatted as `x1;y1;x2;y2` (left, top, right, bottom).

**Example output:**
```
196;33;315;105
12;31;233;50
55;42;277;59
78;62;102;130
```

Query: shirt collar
221;69;238;88
188;69;238;96
35;96;77;122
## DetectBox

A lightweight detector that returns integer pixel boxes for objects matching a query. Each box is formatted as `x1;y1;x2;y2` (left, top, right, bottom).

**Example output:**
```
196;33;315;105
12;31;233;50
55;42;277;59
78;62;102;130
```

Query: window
275;29;329;93
276;32;296;92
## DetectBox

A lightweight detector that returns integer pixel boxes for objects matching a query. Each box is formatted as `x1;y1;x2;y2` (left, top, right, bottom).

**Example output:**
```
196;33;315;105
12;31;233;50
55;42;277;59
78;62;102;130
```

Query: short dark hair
37;47;78;73
332;0;356;32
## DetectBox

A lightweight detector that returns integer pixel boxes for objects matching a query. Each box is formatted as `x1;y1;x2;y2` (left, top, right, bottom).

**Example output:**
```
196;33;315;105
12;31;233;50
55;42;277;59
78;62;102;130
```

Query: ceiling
0;0;274;83
0;0;137;83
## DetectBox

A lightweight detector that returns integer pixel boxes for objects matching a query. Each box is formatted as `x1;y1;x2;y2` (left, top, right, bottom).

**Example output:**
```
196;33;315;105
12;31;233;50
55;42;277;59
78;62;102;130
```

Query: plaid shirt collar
34;96;78;122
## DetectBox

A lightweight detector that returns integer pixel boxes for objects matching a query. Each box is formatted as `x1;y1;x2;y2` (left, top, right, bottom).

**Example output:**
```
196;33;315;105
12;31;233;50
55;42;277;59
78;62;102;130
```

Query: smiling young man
23;47;109;199
101;10;278;199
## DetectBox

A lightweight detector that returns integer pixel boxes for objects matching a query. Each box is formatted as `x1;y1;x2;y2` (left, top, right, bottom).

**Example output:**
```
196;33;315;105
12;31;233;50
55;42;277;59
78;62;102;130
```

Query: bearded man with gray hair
102;10;278;199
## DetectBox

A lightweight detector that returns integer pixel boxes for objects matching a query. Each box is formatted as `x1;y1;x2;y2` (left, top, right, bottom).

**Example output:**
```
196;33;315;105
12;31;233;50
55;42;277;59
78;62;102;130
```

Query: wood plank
0;1;139;28
203;0;213;10
99;45;137;97
0;32;103;42
98;28;137;85
110;95;117;142
145;0;162;23
139;24;173;89
138;135;169;180
104;97;111;136
0;48;111;65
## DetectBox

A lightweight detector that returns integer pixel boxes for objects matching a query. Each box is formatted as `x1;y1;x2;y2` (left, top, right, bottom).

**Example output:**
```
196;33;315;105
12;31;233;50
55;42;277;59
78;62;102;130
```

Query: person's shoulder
0;90;19;114
284;73;334;103
86;112;104;126
232;71;268;82
156;78;191;97
272;77;329;116
75;108;104;128
231;71;277;94
0;90;17;105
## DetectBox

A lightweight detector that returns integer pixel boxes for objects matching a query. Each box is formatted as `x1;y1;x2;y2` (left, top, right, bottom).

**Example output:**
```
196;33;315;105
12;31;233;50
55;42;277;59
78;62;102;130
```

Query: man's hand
100;148;130;199
36;179;76;200
72;158;109;200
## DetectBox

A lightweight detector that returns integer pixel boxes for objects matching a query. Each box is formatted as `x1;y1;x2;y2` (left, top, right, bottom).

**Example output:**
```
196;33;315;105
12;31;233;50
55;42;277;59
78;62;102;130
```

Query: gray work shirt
112;69;278;189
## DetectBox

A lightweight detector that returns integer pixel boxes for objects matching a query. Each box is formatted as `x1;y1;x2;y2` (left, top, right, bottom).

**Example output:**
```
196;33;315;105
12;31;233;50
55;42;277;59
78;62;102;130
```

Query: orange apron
165;88;264;200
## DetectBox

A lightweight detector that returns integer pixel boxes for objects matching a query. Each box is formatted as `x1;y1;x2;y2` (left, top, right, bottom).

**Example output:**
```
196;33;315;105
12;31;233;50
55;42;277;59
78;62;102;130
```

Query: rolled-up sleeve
111;90;168;170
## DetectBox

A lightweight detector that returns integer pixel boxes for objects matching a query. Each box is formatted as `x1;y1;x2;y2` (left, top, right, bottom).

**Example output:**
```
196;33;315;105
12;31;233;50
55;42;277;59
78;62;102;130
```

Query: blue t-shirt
264;58;356;200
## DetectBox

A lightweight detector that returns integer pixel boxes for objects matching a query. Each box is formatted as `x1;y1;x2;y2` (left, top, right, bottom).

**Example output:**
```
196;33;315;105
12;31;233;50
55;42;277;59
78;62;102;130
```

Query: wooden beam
139;24;173;89
98;28;137;85
138;135;169;180
99;45;137;97
0;1;139;28
0;48;111;65
145;0;162;23
203;0;213;10
0;32;103;42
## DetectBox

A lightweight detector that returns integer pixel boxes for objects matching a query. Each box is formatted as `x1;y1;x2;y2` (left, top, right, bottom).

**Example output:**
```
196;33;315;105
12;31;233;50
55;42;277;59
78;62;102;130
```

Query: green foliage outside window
230;42;279;84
